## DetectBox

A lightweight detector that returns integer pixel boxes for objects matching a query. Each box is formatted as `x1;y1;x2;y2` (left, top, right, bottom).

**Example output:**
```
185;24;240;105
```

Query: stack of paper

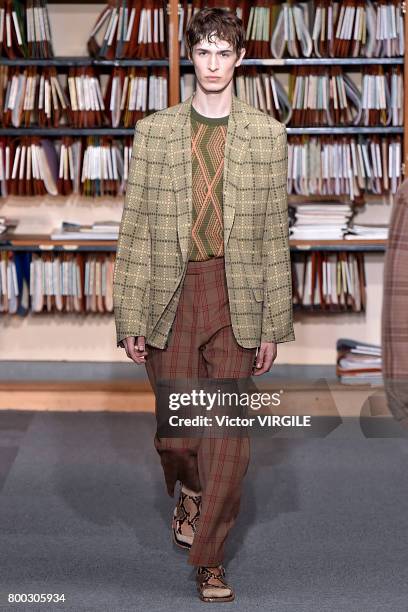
289;202;354;240
51;221;120;241
344;224;389;240
336;338;382;385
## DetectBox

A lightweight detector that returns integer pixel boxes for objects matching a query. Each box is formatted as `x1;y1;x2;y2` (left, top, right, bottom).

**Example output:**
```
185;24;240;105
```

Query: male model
113;7;295;603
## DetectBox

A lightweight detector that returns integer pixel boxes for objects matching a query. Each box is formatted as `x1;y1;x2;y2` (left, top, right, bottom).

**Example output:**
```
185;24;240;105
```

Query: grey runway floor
1;410;408;612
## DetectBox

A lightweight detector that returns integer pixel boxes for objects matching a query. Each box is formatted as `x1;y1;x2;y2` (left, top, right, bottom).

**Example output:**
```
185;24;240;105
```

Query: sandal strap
181;485;202;497
174;488;202;536
197;565;227;583
196;565;234;601
179;490;201;527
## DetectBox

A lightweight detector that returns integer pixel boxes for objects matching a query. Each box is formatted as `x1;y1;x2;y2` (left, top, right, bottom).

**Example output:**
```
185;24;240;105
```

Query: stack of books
336;338;382;385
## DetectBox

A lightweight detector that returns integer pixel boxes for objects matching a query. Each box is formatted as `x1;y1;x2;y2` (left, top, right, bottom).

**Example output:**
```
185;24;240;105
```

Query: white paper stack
51;221;120;241
344;224;388;240
290;202;354;240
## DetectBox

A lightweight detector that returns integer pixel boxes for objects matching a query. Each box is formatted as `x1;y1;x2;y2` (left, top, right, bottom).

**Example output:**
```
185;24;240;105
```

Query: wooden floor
0;380;390;417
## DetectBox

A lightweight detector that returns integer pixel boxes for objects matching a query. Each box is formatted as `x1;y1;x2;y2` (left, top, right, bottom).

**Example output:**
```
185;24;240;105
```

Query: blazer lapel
167;93;251;264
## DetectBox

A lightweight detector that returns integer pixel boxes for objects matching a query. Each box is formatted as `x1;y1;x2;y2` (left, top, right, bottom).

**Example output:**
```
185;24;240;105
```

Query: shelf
0;235;387;253
286;127;403;135
0;57;169;67
0;127;402;137
1;56;401;68
181;57;405;67
47;0;106;3
0;128;137;136
47;0;108;4
0;235;118;252
290;239;386;252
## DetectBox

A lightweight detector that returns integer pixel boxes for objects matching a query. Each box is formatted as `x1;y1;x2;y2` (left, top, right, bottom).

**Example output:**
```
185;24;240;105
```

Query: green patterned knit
188;104;229;261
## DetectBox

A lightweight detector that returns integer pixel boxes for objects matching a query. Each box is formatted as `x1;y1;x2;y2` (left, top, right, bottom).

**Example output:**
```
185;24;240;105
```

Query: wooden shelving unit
0;0;402;252
0;3;405;255
0;126;402;136
0;234;387;253
0;1;399;409
2;2;406;144
0;57;170;66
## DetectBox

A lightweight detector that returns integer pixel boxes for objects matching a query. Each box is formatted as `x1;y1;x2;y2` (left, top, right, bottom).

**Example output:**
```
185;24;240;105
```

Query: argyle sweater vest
188;104;229;261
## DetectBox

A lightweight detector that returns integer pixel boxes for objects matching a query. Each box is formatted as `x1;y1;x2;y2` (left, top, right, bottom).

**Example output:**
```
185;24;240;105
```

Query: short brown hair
185;8;245;58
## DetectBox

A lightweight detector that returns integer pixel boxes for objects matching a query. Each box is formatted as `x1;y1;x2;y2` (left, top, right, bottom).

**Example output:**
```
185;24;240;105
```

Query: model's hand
122;336;148;364
253;341;277;375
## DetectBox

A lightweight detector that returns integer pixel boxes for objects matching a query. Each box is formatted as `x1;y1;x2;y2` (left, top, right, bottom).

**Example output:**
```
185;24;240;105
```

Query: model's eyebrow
195;47;233;52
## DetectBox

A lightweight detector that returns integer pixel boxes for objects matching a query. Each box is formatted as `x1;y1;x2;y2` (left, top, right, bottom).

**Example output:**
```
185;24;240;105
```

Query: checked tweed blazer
113;93;295;350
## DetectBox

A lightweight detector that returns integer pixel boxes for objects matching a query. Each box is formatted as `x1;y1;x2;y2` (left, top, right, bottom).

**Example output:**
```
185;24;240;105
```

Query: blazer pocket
252;287;264;302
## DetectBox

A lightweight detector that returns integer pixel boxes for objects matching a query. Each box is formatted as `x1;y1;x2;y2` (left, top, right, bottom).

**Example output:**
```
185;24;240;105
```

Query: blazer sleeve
113;121;151;348
261;124;295;344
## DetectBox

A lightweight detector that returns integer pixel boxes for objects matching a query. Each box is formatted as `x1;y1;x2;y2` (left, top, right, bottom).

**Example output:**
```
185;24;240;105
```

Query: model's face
189;35;246;93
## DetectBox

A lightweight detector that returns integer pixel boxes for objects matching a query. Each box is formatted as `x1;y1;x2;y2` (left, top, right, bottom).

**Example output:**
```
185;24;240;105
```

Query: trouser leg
187;323;256;566
144;265;205;497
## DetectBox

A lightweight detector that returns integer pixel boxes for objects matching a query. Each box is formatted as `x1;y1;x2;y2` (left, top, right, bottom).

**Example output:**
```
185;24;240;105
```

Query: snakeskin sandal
196;565;235;602
172;484;202;550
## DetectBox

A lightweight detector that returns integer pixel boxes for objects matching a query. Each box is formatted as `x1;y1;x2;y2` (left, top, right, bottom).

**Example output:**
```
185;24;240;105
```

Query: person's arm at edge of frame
112;120;151;364
254;123;295;376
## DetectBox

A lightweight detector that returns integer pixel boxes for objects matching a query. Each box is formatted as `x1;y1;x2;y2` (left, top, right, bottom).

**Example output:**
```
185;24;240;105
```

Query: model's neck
191;84;233;119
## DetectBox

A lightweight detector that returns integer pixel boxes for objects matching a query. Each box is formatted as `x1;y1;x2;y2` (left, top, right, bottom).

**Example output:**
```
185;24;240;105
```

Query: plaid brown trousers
145;256;257;566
